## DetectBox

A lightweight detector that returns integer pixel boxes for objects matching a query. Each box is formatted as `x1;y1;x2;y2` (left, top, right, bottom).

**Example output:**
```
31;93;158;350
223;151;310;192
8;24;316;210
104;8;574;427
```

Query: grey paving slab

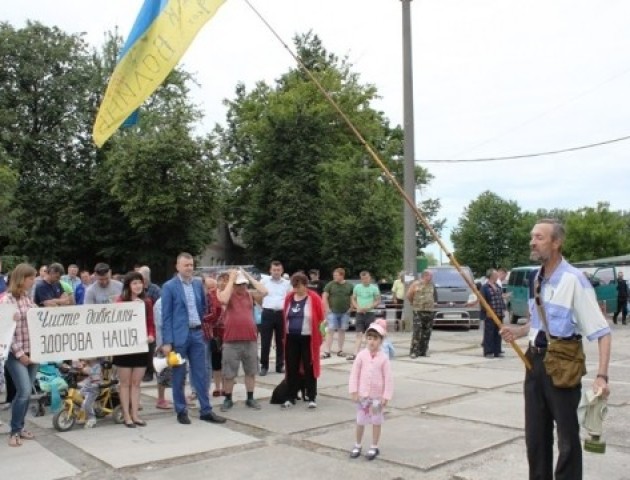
133;445;417;480
329;358;447;377
308;414;521;470
402;353;494;367
0;438;81;480
140;381;274;403
320;378;475;410
603;405;630;448
218;395;354;434
56;415;258;468
428;390;525;430
452;439;630;480
413;365;522;389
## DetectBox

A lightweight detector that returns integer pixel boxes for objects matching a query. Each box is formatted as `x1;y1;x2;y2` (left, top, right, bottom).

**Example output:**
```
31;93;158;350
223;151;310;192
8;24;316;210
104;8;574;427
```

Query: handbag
534;276;586;388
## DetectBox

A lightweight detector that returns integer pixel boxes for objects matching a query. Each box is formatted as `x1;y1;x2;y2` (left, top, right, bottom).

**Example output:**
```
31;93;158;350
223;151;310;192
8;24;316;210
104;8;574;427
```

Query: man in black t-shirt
307;269;323;296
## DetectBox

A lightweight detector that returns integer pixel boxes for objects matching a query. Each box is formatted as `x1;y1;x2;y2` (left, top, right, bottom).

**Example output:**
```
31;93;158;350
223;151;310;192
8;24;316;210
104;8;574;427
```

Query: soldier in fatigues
407;271;436;357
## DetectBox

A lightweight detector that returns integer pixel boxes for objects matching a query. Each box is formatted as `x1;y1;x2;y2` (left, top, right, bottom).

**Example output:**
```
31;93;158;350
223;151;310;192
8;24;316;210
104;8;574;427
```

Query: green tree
451;191;526;275
0;24;222;278
563;202;630;261
217;32;443;277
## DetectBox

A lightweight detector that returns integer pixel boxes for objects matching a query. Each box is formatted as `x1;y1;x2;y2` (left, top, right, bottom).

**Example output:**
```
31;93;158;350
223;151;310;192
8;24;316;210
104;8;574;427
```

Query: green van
505;266;538;324
505;265;618;324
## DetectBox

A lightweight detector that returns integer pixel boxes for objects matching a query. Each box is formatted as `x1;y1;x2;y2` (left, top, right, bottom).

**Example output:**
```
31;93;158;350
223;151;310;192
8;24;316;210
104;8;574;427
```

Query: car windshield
428;268;471;288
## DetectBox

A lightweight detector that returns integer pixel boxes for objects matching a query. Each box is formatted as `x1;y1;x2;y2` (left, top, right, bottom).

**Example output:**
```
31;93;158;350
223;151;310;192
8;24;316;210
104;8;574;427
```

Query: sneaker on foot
246;398;261;410
85;418;97;429
308;401;317;409
220;398;234;412
281;400;293;409
349;445;362;458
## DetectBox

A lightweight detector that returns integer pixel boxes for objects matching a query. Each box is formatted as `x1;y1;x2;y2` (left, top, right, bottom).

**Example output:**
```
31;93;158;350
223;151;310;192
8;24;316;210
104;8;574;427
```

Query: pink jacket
349;349;394;401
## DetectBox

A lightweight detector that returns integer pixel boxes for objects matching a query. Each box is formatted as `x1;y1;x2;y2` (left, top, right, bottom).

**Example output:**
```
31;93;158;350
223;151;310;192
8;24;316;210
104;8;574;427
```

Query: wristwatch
596;374;609;383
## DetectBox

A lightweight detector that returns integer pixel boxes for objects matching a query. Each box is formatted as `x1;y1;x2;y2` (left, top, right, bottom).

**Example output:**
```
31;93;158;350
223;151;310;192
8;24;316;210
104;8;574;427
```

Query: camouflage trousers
410;310;434;357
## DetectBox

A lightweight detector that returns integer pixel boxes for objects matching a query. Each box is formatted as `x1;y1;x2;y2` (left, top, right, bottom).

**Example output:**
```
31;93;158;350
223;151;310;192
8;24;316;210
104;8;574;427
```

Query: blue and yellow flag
93;0;226;148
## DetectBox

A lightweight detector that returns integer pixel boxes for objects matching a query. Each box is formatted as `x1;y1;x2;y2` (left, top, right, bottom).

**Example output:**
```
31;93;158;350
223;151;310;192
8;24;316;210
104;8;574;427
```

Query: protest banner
28;302;148;363
0;304;18;360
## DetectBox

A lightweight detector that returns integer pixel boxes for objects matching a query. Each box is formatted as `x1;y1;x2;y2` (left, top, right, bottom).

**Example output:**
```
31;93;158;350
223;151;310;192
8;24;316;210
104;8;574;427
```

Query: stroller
33;363;71;417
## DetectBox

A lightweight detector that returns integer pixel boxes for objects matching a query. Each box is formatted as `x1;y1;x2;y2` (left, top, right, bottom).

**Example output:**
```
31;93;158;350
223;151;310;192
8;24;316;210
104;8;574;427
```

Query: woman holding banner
114;272;155;428
1;263;38;447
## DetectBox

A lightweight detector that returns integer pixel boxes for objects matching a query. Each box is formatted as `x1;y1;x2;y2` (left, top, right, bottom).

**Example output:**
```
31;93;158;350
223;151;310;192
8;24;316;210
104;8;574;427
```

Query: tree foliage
0;23;220;279
562;202;630;262
216;32;443;277
451;191;529;275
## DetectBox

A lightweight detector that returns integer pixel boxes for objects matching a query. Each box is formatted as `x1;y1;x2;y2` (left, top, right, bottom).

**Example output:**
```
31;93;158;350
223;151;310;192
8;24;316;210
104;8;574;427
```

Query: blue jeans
5;353;38;435
172;329;211;415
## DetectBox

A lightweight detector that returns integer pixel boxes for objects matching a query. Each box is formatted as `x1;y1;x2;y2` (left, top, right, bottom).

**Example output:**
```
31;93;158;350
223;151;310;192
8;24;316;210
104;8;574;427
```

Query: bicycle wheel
52;408;76;432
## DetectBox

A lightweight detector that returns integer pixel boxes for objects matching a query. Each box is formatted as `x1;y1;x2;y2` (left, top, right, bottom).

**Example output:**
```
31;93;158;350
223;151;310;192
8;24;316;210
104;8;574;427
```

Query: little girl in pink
348;321;394;460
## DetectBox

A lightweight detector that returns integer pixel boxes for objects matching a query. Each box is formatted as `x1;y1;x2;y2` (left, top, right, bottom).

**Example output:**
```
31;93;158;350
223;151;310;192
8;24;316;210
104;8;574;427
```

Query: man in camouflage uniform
407;270;436;357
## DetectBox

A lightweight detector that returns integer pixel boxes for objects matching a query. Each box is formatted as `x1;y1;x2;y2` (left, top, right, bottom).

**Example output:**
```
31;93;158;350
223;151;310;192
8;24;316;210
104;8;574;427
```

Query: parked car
426;265;480;330
505;266;538;324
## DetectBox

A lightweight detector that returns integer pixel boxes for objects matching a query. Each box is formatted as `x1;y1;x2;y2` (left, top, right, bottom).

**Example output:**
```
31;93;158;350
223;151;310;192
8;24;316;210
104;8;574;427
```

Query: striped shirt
0;293;34;358
178;275;201;328
528;259;611;342
349;348;394;401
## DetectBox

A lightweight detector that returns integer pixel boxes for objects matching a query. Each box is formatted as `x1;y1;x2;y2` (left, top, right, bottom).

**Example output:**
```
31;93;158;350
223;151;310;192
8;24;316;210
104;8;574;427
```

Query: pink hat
374;318;387;330
366;322;386;338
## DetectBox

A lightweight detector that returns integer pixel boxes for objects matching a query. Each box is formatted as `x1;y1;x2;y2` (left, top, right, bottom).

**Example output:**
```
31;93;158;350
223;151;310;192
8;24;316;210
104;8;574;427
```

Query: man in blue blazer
161;252;225;424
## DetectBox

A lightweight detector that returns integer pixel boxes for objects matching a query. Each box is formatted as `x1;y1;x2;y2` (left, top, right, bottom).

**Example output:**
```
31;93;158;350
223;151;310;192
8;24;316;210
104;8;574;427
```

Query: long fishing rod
243;0;531;370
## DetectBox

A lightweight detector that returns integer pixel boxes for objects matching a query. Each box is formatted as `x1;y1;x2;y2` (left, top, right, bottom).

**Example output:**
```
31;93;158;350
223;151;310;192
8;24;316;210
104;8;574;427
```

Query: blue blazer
161;276;207;347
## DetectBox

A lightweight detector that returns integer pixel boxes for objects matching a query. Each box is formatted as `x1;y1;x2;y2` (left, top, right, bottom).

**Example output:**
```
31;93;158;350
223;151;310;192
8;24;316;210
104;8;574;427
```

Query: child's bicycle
52;361;124;431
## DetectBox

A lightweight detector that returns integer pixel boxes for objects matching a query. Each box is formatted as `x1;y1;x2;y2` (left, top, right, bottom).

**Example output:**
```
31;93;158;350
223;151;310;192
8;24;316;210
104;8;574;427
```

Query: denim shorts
327;312;349;330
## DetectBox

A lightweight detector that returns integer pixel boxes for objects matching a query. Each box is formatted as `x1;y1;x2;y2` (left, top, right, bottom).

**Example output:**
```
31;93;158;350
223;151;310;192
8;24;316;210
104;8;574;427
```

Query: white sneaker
282;400;293;409
85;418;97;429
308;401;317;409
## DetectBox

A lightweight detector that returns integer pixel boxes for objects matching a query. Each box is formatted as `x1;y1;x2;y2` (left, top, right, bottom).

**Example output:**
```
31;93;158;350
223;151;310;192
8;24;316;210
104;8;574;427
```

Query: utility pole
401;0;417;330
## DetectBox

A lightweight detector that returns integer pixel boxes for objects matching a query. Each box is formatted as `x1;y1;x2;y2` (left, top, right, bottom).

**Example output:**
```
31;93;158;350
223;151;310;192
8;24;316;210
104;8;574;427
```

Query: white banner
0;304;18;360
28;302;148;363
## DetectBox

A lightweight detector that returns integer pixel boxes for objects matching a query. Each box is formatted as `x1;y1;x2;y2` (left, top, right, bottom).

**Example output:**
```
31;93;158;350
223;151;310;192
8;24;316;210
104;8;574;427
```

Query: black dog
270;376;307;404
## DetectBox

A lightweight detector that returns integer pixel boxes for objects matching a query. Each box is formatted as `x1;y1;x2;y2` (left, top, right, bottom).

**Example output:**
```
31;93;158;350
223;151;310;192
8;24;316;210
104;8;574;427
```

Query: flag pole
242;0;531;370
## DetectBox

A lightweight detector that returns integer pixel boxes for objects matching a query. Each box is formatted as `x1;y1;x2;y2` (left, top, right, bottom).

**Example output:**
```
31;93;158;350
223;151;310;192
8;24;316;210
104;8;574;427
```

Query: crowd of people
0;255;395;459
0;218;614;475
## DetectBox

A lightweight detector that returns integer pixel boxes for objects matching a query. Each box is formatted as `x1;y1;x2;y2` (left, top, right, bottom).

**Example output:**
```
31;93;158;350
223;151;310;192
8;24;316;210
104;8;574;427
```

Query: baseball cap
234;272;248;285
366;322;386;338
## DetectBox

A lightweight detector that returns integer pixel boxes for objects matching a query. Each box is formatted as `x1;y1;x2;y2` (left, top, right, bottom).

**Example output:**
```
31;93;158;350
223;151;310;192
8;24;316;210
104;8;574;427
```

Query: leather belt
529;344;547;354
189;325;202;331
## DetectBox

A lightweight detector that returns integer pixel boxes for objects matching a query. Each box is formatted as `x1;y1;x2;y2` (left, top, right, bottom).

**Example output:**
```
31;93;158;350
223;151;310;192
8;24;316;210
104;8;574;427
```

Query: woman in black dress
114;272;155;427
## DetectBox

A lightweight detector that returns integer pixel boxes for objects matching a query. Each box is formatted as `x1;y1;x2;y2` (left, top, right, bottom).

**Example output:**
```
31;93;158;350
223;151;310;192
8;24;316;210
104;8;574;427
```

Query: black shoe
276;366;285;374
142;373;153;382
613;317;618;324
495;353;505;358
177;412;191;425
200;411;226;424
260;367;268;376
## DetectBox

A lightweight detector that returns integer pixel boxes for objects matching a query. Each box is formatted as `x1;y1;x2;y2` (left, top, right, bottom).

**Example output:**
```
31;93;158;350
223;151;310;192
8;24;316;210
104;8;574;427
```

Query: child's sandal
8;433;22;447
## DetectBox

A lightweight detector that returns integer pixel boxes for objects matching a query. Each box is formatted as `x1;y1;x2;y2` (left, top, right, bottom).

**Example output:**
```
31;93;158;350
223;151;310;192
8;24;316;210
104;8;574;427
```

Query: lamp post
401;0;417;329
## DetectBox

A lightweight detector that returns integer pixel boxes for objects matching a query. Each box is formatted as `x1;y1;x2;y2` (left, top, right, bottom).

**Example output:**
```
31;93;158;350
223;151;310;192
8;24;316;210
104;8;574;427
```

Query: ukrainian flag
93;0;226;148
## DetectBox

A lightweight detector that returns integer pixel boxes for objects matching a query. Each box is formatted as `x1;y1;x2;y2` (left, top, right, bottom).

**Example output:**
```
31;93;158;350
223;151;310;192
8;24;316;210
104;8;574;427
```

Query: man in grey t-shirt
84;263;123;304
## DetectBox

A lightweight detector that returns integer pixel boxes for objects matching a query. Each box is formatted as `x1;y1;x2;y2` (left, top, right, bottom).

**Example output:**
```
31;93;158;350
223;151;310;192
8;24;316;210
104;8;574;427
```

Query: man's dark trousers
260;308;284;371
524;349;582;480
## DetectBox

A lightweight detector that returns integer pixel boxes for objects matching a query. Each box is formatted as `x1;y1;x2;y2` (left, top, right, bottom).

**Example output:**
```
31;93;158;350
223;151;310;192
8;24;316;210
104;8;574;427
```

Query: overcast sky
4;0;630;262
